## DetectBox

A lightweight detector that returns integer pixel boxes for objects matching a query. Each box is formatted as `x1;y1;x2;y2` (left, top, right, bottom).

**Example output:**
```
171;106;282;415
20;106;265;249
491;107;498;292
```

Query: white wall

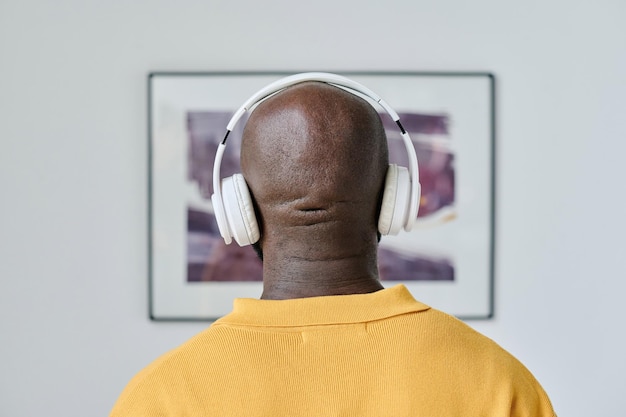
1;1;624;415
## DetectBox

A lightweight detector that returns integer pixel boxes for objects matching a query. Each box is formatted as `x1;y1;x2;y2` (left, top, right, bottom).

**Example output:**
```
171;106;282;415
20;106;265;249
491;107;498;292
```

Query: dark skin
240;82;389;300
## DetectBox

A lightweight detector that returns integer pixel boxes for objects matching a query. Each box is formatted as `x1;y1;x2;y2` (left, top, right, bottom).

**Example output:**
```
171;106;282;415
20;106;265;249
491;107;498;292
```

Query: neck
259;247;384;300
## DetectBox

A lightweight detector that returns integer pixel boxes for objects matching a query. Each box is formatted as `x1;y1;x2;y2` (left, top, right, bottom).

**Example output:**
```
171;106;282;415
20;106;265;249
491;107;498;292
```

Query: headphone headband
212;72;420;245
226;72;396;131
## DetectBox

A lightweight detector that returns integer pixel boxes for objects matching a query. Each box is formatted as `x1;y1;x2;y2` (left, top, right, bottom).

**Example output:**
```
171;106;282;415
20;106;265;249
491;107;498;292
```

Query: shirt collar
215;284;430;327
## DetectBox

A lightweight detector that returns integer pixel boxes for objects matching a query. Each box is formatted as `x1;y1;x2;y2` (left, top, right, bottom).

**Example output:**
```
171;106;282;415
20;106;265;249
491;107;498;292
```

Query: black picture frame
148;71;496;321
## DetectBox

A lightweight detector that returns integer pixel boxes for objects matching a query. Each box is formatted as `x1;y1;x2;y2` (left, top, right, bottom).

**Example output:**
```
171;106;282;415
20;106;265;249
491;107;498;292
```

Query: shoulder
109;325;224;416
416;308;556;416
412;308;533;376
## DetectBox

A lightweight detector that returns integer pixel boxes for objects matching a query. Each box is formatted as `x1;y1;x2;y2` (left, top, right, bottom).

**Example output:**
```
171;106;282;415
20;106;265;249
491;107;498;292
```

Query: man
111;81;555;416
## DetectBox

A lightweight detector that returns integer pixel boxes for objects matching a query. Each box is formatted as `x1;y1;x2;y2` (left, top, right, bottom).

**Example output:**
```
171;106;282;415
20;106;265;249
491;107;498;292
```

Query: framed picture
148;71;495;320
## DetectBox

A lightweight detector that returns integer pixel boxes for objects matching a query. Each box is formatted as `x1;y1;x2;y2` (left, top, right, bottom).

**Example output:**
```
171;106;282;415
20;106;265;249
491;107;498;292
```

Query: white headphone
211;72;421;246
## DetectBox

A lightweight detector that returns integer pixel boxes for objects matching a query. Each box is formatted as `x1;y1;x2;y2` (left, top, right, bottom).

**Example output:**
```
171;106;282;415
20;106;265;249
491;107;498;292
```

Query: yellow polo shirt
111;285;555;416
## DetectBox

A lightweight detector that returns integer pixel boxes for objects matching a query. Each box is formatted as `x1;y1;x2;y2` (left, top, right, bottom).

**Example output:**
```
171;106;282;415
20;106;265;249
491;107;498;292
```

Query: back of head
241;81;389;262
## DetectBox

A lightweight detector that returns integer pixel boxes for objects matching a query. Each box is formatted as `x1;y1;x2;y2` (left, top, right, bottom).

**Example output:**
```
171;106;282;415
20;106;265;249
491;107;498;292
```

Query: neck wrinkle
260;249;383;300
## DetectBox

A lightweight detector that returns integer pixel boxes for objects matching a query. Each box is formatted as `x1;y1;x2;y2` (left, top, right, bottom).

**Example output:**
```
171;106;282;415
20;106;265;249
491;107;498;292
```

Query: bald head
241;81;388;261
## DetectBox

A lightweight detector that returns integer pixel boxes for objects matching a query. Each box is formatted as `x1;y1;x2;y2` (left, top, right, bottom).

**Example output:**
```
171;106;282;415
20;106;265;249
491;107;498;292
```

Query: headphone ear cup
221;174;260;246
378;164;411;236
